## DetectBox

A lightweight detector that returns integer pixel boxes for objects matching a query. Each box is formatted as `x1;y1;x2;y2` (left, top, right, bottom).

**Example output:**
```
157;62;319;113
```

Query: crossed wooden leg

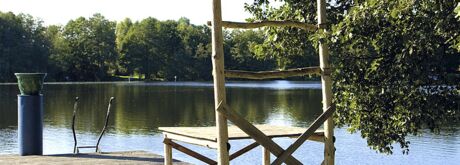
164;139;267;165
216;102;335;165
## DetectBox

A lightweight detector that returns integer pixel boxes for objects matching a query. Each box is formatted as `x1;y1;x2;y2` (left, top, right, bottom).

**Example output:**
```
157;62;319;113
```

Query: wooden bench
160;125;324;165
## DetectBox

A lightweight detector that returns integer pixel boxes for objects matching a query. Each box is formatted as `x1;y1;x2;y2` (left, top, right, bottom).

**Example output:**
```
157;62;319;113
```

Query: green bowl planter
14;73;47;95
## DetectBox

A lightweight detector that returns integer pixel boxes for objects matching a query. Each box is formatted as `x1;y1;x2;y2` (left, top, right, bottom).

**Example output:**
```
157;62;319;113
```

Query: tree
225;30;276;71
245;0;319;69
115;18;133;74
176;18;213;80
117;17;161;80
0;12;49;82
155;20;186;80
246;0;460;154
44;25;69;81
60;13;117;81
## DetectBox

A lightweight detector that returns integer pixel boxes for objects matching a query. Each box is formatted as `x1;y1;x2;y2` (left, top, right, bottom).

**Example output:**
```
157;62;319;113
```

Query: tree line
0;12;304;82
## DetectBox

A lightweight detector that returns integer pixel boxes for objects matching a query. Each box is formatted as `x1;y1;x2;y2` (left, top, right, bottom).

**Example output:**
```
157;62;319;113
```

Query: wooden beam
211;0;230;164
289;134;325;143
164;137;172;165
225;67;321;80
164;133;218;149
216;102;302;164
317;0;335;164
164;139;217;165
272;105;335;165
229;142;260;161
207;21;318;31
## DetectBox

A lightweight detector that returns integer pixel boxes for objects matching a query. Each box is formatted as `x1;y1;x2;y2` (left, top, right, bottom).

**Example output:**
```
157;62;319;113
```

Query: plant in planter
14;73;47;95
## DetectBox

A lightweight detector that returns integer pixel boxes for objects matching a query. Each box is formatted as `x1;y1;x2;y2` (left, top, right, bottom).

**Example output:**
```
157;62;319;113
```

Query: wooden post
164;137;172;165
262;147;270;165
211;0;230;164
317;0;335;164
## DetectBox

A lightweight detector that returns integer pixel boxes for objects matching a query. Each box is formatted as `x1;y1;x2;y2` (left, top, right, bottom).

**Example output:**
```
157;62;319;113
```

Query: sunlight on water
122;81;321;89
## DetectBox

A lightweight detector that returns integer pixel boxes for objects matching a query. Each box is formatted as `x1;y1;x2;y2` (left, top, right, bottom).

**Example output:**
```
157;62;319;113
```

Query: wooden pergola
160;0;335;164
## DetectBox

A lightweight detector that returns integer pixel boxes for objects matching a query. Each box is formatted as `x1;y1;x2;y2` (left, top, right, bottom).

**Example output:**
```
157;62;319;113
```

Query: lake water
0;81;458;164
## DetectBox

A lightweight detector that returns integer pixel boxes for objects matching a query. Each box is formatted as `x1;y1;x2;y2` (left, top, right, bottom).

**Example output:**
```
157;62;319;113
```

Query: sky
0;0;256;25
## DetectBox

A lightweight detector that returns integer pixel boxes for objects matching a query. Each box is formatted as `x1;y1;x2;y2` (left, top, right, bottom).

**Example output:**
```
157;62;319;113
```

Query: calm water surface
0;81;458;164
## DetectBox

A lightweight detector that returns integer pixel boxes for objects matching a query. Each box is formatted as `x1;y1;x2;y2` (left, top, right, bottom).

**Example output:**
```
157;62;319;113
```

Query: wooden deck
160;125;325;149
0;151;191;165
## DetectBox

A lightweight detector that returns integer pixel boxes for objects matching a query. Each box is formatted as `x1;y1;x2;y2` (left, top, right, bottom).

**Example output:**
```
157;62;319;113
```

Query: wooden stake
317;0;335;164
164;137;172;165
211;0;230;164
263;147;270;165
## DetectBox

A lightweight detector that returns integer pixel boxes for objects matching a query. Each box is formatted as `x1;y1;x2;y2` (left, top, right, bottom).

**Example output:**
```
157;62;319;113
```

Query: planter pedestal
18;95;43;156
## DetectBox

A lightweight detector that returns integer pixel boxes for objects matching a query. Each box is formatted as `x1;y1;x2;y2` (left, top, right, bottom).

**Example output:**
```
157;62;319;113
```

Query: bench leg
262;147;270;165
164;138;172;165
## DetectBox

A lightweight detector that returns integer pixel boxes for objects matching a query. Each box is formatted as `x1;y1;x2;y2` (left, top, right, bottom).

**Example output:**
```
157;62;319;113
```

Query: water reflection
0;81;322;134
0;81;458;165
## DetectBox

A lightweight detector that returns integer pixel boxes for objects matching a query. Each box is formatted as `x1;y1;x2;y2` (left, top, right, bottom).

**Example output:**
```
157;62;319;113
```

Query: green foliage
0;11;274;82
0;12;49;82
117;17;161;80
176;18;213;80
331;0;460;154
116;17;272;81
245;0;319;69
225;30;276;71
248;0;460;154
44;25;69;81
56;13;117;81
116;18;206;80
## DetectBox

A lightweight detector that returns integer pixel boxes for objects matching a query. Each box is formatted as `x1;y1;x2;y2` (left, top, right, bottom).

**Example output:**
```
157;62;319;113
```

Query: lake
0;81;458;164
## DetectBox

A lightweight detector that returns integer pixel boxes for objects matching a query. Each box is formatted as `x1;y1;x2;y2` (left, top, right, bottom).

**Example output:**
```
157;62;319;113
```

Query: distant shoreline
0;81;145;85
0;80;323;85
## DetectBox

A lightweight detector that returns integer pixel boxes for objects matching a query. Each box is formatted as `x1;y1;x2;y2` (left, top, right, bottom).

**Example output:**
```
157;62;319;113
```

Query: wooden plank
163;133;218;149
229;142;259;160
216;103;302;165
211;0;230;164
263;147;270;165
164;138;172;165
207;21;318;31
225;67;321;80
159;125;324;142
317;0;335;164
164;139;217;165
291;134;324;143
272;105;335;165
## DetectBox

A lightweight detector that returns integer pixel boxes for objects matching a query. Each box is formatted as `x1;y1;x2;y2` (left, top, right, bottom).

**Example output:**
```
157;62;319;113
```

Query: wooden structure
161;0;335;164
159;125;325;164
